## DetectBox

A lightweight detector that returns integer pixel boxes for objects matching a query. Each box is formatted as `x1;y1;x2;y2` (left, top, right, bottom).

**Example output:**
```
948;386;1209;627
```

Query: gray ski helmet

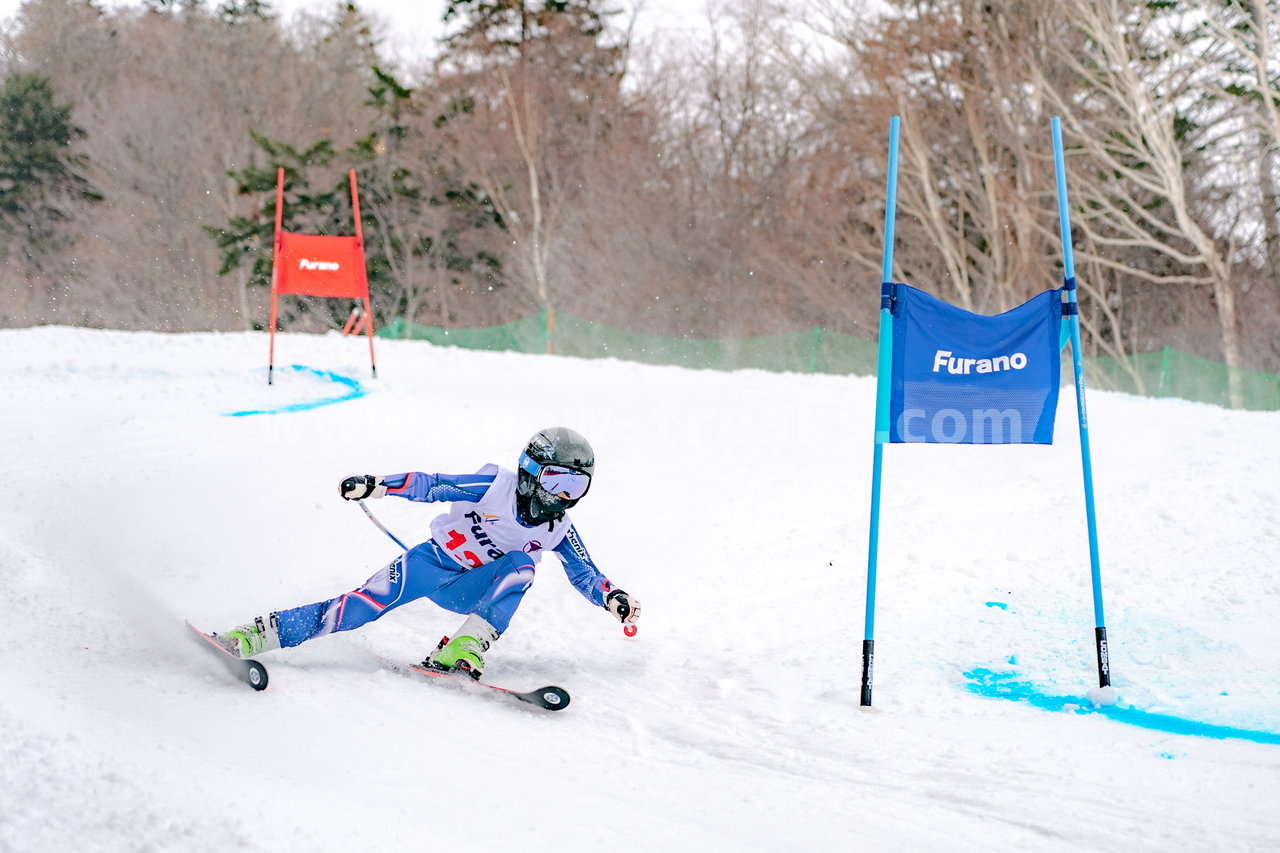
516;427;595;525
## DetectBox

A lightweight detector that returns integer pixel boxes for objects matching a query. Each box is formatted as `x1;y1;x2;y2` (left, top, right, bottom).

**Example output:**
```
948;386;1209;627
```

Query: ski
384;659;570;712
185;621;269;691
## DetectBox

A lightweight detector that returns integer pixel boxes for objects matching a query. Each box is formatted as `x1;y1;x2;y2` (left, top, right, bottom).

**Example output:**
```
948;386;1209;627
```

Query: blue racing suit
273;468;616;648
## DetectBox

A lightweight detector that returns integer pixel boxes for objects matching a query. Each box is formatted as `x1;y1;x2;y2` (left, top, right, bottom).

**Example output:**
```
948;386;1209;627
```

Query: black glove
605;589;641;626
340;474;386;500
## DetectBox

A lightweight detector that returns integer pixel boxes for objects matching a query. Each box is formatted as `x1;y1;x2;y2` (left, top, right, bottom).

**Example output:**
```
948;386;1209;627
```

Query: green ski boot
425;614;500;679
216;614;281;659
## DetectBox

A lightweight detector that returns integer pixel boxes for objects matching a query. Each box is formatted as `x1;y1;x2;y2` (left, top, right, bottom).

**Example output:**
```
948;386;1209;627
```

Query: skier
214;427;641;679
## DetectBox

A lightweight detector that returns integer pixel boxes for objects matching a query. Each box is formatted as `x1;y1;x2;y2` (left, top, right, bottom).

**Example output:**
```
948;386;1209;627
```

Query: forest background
2;0;1278;378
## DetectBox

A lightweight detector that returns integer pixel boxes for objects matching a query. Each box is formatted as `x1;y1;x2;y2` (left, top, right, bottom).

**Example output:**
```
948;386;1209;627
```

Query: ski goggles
519;453;592;500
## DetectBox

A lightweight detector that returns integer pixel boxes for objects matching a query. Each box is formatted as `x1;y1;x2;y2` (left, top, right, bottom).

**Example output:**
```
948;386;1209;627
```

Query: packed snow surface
2;327;1277;852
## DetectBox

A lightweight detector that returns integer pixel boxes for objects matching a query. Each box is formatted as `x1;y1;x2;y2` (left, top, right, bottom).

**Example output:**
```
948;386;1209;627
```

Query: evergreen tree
207;68;507;332
435;0;626;311
215;0;276;25
350;65;506;328
0;72;101;266
205;131;340;290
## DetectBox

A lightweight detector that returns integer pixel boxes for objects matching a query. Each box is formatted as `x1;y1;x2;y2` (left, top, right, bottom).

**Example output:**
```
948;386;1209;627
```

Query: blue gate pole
861;115;900;707
1051;116;1111;689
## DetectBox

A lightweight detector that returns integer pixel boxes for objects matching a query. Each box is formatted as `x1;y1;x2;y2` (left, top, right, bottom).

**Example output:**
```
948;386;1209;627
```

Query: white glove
340;474;386;500
605;589;641;625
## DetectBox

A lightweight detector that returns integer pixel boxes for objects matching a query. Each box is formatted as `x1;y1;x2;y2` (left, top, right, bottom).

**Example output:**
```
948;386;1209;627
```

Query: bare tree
1036;0;1248;403
1195;0;1280;276
1190;0;1280;371
797;0;1119;352
6;0;380;331
433;0;629;338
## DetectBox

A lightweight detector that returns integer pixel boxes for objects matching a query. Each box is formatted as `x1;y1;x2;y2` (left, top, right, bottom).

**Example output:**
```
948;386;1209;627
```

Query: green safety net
379;313;1278;411
1084;347;1280;411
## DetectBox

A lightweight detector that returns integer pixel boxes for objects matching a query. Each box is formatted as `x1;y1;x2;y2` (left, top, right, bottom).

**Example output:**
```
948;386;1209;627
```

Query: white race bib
429;465;571;568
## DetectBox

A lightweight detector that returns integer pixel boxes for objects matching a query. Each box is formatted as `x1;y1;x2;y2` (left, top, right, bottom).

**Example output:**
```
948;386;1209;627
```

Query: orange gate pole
267;167;285;385
349;169;377;379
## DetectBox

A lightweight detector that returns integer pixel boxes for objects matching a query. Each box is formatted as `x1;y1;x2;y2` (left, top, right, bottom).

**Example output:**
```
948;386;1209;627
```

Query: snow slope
1;326;1277;852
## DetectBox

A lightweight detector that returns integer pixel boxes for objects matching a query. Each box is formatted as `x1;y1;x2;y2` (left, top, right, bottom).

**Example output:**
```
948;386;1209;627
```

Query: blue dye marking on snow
225;365;365;417
963;669;1280;746
984;601;1008;610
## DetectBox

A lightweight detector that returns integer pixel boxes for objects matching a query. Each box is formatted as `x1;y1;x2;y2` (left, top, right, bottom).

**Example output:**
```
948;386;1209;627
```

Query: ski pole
356;499;408;550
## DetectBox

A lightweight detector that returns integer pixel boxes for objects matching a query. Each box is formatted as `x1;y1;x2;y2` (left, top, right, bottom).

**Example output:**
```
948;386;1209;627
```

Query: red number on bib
444;530;483;568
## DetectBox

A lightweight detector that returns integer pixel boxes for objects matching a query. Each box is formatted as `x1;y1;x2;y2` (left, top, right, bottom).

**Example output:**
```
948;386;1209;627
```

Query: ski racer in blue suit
215;428;641;679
